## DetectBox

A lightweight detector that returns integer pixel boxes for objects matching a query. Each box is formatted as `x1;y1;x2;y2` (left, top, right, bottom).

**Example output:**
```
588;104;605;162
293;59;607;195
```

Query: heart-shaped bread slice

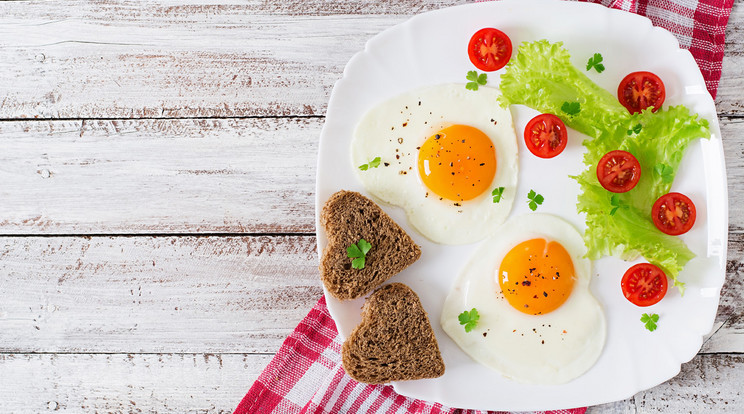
342;283;445;384
320;190;421;300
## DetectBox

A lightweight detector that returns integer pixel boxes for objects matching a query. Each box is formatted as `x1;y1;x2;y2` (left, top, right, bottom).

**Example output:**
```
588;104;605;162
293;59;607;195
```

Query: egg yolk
498;238;576;315
417;125;496;202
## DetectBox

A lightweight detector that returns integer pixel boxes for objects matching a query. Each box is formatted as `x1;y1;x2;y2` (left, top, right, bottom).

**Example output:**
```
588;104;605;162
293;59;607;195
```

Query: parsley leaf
654;163;674;184
527;189;544;211
358;156;381;171
458;308;480;333
586;53;605;73
492;186;505;203
466;70;488;91
357;238;371;255
347;239;372;269
640;313;660;332
561;101;581;115
626;123;643;135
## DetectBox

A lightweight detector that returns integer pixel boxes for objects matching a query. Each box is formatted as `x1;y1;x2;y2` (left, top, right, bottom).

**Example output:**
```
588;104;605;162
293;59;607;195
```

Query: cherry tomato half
468;28;512;72
596;150;641;193
617;71;665;114
652;192;697;236
524;114;568;158
621;263;668;307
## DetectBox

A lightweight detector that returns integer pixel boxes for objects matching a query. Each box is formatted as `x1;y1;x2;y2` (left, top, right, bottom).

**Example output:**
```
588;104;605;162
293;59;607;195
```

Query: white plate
315;0;728;410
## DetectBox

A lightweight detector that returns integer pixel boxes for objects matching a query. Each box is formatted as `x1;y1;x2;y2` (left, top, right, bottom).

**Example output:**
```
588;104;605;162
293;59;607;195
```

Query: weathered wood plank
586;355;744;413
0;118;319;234
0;353;740;413
0;1;411;119
0;0;741;119
0;353;271;414
0;116;741;234
716;0;744;115
0;236;322;354
0;235;741;354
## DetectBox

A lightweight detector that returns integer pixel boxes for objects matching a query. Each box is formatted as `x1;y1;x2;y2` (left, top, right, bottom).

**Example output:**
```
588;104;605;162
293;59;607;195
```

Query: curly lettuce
499;40;710;290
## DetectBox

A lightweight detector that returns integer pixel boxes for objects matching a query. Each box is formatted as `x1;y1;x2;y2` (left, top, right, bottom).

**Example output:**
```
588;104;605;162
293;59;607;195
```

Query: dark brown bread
319;190;421;300
342;283;445;384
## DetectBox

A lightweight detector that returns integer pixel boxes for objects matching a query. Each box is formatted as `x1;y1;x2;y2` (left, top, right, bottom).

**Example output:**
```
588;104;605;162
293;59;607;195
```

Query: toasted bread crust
320;191;421;300
341;283;445;384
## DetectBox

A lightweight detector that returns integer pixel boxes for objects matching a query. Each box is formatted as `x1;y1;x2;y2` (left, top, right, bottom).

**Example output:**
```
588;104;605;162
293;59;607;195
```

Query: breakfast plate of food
315;0;727;410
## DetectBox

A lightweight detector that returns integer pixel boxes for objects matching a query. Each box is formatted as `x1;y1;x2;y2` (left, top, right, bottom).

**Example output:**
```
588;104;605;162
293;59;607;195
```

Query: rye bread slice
319;190;421;300
342;283;445;384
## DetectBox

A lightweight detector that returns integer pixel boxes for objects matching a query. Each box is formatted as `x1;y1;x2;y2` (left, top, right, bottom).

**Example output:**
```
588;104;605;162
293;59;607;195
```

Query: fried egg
352;84;518;245
441;213;606;384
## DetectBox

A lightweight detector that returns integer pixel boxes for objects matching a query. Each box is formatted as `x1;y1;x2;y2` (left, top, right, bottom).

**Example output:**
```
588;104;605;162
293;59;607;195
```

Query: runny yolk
497;238;576;315
417;125;496;202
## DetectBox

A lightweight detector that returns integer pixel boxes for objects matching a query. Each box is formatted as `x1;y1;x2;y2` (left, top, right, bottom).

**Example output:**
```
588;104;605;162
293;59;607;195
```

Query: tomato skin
596;150;641;193
524;114;568;158
468;28;512;72
618;71;665;114
621;263;668;307
652;192;697;236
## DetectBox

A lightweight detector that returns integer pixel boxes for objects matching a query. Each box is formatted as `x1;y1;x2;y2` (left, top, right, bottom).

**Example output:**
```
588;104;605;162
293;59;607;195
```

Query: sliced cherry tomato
617;71;665;114
524;114;568;158
621;263;668;307
652;192;697;235
596;150;641;193
468;28;512;72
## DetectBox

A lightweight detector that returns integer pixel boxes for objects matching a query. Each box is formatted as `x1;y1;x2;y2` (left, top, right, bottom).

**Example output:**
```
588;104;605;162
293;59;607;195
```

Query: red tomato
652;192;697;236
621;263;668;307
617;71;665;114
468;28;512;72
524;114;568;158
596;150;641;193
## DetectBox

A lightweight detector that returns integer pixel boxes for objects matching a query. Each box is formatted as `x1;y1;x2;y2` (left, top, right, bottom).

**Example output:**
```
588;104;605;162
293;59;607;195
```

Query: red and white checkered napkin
235;1;734;413
234;296;586;414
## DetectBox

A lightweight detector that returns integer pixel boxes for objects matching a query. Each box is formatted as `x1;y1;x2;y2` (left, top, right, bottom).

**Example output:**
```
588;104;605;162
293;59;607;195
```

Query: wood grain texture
0;116;741;234
587;354;744;413
0;236;322;354
0;353;271;414
0;353;741;413
0;0;741;119
0;118;319;234
716;1;744;115
0;0;409;119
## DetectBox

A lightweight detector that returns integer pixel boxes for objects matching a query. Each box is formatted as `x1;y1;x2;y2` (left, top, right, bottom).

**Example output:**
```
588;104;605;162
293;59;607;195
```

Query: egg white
441;213;606;384
351;84;518;245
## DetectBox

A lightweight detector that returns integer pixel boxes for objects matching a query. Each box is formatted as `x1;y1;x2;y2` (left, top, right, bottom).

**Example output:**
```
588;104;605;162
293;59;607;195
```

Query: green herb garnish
586;53;605;73
527;189;544;211
466;70;488;91
492;186;505;203
561;101;581;115
458;308;480;333
654;163;674;184
347;239;372;269
627;123;643;135
358;157;381;171
641;313;659;332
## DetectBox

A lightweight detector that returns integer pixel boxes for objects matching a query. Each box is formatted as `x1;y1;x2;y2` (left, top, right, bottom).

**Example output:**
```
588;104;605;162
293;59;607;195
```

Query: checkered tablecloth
234;296;586;414
234;1;733;412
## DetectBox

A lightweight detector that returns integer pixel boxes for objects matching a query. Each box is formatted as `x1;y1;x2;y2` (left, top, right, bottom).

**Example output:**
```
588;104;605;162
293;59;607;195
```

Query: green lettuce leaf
499;40;710;290
499;39;630;139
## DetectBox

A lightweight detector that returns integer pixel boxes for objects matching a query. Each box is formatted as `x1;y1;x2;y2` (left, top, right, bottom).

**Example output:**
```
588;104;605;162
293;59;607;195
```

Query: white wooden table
0;1;742;412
